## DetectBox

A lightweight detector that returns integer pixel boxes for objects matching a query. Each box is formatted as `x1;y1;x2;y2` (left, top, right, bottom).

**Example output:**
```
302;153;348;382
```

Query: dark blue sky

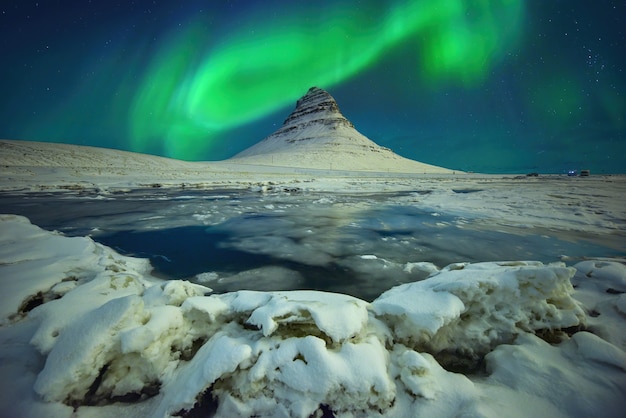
1;1;624;173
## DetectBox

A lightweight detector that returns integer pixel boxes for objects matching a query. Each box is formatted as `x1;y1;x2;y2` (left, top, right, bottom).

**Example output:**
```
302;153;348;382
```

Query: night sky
1;1;624;173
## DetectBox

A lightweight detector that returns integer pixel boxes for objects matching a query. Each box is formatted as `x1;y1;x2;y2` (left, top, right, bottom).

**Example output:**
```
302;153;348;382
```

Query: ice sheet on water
195;266;305;293
0;189;622;303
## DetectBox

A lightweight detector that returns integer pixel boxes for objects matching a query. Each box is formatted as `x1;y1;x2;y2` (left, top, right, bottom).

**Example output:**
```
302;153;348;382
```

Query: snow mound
570;259;626;350
0;214;154;324
485;332;626;417
2;215;625;417
373;261;586;369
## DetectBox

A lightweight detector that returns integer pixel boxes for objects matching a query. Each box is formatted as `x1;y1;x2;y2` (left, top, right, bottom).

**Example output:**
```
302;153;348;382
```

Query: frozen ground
0;141;625;417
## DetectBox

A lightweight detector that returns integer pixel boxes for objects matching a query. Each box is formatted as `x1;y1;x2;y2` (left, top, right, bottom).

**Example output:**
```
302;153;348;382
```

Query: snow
0;213;153;324
373;261;585;362
230;87;455;173
0;138;625;417
485;332;626;417
1;214;625;417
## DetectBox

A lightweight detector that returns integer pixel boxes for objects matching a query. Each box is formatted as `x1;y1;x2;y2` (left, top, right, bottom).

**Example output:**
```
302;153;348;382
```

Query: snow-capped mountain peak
231;87;455;173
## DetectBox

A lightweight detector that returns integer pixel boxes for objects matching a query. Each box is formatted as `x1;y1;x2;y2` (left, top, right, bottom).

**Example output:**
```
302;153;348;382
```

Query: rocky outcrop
279;86;355;131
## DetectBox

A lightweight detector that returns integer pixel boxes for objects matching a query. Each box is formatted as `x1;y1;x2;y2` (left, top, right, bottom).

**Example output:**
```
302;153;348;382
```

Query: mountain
230;87;456;173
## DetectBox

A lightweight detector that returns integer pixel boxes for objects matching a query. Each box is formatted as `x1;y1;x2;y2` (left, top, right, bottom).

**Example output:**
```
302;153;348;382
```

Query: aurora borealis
1;0;624;173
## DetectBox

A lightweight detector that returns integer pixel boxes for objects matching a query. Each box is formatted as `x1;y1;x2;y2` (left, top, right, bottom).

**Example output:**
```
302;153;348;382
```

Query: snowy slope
0;140;198;169
0;139;220;189
230;87;456;173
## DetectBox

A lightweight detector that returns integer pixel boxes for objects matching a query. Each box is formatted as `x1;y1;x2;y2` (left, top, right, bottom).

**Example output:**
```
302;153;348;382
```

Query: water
0;188;621;301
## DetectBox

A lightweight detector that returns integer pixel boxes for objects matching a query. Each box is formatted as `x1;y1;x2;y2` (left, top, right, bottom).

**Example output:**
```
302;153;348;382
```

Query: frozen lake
1;187;622;301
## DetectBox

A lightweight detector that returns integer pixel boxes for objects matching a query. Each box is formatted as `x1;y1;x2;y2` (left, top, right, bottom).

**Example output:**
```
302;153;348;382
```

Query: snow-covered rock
373;261;586;369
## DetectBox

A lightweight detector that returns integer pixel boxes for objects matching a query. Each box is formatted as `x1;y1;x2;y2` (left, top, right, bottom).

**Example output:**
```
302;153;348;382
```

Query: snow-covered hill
231;87;456;173
0;140;198;170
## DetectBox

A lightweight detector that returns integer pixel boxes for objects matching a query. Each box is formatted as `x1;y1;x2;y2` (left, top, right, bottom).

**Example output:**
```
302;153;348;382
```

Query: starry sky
1;0;624;173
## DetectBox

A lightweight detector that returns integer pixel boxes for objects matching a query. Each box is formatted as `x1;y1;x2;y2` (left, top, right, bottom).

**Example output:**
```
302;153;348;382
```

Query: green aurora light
130;0;524;159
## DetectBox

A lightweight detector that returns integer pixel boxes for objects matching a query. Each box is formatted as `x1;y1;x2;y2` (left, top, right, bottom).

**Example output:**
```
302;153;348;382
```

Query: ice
2;213;625;417
4;186;621;308
195;266;305;293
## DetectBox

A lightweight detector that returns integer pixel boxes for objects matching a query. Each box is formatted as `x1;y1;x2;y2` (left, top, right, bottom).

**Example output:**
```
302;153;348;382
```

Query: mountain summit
230;87;455;173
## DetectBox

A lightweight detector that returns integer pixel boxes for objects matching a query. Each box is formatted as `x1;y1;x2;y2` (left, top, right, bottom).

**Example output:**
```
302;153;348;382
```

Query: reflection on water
0;188;622;301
